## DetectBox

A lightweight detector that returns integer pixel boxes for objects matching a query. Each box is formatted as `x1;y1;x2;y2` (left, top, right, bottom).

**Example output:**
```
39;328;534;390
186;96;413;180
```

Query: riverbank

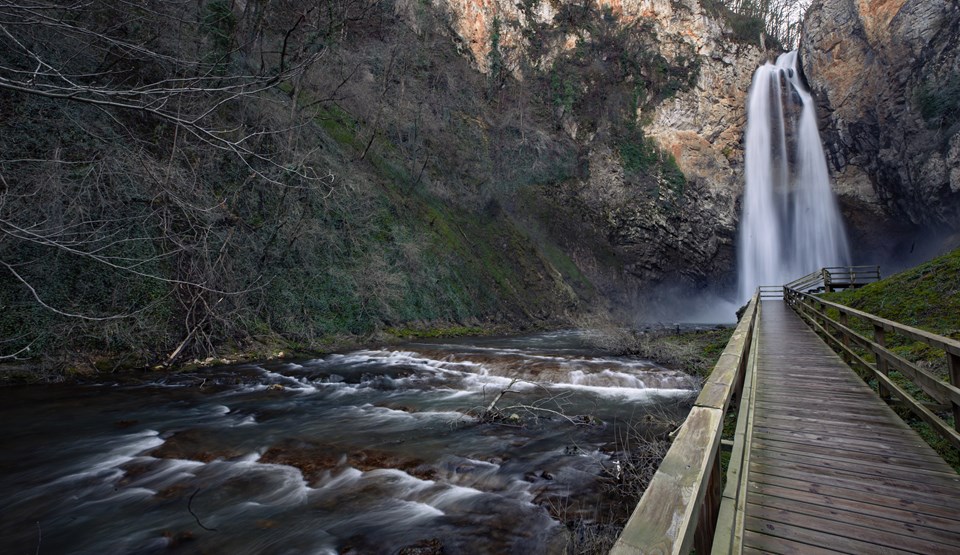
1;313;736;386
0;319;562;385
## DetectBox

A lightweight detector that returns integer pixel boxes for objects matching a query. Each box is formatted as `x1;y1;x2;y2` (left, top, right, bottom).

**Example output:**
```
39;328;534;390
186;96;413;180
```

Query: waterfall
737;50;850;301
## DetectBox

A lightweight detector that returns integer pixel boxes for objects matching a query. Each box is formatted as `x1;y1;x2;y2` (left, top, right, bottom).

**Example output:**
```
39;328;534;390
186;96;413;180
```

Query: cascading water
0;332;697;553
738;50;850;301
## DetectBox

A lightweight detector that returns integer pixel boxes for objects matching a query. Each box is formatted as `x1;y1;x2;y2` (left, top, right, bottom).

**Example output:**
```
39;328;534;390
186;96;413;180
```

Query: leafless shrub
714;0;812;48
0;0;355;362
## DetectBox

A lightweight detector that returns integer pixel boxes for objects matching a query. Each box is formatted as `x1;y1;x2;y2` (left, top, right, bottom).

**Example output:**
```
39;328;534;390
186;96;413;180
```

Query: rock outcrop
801;0;960;254
434;0;765;295
645;38;765;287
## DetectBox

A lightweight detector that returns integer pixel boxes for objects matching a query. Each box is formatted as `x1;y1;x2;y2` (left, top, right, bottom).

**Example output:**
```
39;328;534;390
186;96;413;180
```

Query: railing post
949;352;960;432
874;324;891;400
823;268;832;293
694;453;722;554
839;311;851;363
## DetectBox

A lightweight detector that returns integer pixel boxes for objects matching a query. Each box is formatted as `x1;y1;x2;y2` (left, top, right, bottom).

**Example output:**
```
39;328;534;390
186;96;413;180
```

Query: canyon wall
435;0;765;299
801;0;960;259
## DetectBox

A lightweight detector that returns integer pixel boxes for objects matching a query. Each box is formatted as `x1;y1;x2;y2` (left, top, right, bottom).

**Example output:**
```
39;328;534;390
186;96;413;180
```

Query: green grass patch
823;247;960;342
313;104;364;150
628;327;736;379
916;74;960;130
384;325;488;339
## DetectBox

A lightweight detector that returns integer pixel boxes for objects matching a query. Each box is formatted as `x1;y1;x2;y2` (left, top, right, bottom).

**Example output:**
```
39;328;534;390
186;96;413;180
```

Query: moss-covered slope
824;247;960;340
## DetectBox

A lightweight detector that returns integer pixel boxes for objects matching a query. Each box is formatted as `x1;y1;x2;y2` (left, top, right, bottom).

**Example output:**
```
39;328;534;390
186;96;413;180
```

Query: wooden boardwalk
743;300;960;553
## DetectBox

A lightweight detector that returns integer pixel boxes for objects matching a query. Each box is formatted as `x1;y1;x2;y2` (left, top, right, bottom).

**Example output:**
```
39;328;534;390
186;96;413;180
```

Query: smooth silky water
738;50;851;301
0;331;698;554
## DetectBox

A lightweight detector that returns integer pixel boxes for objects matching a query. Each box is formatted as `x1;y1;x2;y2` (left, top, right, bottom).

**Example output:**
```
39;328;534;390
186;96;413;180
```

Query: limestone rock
433;0;764;292
801;0;960;240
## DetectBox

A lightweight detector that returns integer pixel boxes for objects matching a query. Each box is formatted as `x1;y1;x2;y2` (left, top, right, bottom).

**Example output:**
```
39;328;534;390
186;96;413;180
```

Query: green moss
539;240;594;296
617;126;686;208
916;74;960;130
384;325;487;339
314;105;364;150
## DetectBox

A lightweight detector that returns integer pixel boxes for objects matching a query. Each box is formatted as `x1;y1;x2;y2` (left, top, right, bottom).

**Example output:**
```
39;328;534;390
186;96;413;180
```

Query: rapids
0;331;698;554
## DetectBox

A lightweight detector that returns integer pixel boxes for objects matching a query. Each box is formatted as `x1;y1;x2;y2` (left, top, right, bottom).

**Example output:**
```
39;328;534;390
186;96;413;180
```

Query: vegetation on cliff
0;0;586;374
0;0;719;376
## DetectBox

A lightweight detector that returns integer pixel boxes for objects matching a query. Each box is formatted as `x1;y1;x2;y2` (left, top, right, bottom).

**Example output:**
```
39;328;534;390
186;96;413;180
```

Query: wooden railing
784;265;880;294
784;286;960;450
711;300;762;554
610;293;760;555
758;285;783;299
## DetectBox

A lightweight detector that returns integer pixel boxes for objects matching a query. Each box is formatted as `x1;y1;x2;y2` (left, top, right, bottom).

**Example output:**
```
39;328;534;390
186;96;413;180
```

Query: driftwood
476;378;600;427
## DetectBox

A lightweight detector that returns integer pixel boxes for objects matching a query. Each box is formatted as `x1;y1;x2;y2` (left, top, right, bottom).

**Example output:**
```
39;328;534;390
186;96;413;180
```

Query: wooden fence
610;292;760;555
784;265;880;294
785;286;960;450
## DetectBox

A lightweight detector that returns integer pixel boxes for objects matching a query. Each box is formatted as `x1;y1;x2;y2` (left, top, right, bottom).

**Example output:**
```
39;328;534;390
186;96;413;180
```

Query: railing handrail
758;285;783;299
822;265;882;272
786;289;960;357
784;269;822;289
783;285;960;451
610;292;761;555
784;265;881;293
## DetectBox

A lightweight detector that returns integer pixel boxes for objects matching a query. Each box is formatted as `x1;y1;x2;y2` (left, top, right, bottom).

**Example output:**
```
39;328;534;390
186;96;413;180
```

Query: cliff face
801;0;960;254
435;0;764;298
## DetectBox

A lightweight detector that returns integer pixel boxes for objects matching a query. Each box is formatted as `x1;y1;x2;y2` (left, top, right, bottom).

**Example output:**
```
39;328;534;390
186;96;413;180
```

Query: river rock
148;428;245;463
260;440;436;484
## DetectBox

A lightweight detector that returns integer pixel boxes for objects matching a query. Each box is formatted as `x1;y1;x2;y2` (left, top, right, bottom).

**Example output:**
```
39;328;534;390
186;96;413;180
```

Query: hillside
3;0;957;376
824;247;960;340
0;0;767;375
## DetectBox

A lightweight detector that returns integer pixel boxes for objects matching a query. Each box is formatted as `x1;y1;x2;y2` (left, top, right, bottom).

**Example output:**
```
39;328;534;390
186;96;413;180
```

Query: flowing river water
0;331;700;554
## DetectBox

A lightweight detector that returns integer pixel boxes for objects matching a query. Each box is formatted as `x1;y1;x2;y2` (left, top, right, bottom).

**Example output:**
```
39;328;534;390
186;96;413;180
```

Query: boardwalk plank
742;531;845;555
751;402;904;422
752;416;933;441
748;491;960;548
738;301;960;554
750;427;939;458
747;480;960;535
753;411;913;431
745;512;933;554
751;424;945;457
752;437;951;472
749;461;960;504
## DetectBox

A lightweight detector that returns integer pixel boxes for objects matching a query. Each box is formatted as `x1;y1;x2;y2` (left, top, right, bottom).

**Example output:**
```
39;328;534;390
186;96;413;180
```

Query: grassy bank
623;327;735;380
824;247;960;339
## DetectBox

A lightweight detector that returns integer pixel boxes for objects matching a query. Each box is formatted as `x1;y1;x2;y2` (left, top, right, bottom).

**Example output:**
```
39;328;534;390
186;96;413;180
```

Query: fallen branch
485;378;519;412
187;488;218;532
475;379;601;427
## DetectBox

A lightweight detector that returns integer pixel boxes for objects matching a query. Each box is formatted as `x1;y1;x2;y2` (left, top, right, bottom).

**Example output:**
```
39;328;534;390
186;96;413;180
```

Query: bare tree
718;0;811;48
0;0;338;363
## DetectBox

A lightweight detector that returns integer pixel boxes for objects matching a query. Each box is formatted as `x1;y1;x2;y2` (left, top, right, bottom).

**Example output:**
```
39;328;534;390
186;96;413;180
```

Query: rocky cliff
801;0;960;258
434;0;765;304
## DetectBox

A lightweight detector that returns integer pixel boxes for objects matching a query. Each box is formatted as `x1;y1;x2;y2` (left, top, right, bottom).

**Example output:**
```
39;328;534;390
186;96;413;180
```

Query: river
0;331;698;554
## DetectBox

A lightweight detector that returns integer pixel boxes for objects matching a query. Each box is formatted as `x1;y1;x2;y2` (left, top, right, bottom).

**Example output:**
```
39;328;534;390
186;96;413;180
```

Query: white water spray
738;51;850;301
